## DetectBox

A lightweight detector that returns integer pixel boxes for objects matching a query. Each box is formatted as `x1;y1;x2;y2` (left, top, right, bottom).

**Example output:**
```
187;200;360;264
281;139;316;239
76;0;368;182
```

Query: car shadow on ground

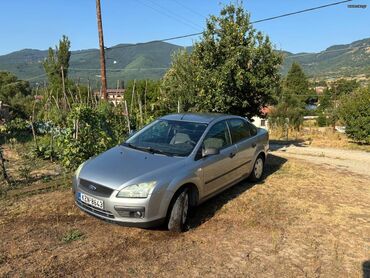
269;139;308;151
363;260;370;278
187;153;287;230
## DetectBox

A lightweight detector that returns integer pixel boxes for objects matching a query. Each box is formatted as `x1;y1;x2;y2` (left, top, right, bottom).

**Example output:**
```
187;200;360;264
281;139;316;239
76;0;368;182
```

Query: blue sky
0;0;369;55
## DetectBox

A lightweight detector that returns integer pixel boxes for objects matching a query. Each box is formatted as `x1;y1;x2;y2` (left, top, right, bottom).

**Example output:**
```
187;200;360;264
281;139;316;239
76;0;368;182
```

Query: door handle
252;143;256;148
229;152;236;158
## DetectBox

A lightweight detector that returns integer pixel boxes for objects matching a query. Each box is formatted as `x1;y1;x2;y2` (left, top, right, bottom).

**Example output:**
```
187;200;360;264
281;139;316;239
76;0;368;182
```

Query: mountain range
0;38;369;87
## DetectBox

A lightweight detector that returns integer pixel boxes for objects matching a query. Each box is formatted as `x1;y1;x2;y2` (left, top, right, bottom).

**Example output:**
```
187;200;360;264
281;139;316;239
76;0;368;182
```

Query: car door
227;118;258;180
199;120;238;196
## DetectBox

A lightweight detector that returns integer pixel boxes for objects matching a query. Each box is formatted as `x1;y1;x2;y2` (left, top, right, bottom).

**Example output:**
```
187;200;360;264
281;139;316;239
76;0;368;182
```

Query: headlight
116;181;157;198
75;162;86;178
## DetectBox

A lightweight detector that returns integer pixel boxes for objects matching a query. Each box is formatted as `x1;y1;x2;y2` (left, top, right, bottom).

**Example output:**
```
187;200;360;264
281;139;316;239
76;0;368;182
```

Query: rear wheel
249;155;265;181
167;188;189;232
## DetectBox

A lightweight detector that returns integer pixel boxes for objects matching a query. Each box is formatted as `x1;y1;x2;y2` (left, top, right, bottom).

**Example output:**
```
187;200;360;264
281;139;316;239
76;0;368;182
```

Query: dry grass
269;127;370;152
0;148;369;277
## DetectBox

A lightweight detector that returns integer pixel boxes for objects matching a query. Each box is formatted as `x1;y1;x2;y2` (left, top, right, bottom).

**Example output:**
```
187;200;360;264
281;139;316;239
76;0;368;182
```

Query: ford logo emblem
88;184;97;191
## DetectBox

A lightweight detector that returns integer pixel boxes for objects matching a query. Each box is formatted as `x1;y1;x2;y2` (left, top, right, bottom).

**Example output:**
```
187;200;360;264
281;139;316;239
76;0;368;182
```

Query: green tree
269;63;311;130
331;79;359;96
163;3;282;119
283;62;314;103
0;71;32;118
337;86;370;144
43;35;71;91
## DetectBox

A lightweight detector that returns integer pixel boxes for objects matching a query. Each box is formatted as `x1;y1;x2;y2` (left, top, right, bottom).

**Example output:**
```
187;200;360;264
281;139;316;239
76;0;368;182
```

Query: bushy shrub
4;118;30;137
33;135;60;160
338;86;370;144
316;114;327;127
56;104;127;169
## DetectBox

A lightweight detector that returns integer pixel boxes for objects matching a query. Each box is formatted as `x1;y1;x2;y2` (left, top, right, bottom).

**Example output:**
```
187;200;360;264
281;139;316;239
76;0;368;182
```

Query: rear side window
227;119;252;143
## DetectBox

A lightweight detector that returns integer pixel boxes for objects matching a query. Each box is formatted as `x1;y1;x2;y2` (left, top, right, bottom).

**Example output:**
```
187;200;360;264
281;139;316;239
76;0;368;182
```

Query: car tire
249;155;265;182
167;188;189;232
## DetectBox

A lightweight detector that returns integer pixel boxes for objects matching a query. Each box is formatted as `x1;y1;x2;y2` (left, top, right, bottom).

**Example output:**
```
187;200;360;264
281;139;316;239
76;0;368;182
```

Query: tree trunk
0;146;11;186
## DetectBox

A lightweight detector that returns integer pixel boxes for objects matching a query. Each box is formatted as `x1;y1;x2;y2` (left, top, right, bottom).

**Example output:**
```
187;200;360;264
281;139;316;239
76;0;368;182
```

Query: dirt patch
1;155;369;277
271;144;370;177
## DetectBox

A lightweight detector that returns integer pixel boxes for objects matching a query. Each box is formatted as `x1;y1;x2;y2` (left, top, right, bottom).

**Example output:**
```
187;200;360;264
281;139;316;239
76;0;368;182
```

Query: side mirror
202;147;220;158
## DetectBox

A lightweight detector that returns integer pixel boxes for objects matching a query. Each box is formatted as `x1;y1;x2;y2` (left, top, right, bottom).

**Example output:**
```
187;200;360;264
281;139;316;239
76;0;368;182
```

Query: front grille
79;179;114;197
76;200;115;219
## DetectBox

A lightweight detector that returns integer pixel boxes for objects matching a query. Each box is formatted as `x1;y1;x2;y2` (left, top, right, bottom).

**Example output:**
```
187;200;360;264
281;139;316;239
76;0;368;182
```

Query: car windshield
124;120;208;157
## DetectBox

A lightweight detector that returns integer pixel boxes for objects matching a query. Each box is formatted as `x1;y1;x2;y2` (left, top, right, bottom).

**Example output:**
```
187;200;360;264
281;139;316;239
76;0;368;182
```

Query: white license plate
78;192;104;210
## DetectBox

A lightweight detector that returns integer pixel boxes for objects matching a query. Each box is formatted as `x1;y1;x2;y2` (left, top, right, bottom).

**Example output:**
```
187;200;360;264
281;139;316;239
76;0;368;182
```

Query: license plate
78;192;104;210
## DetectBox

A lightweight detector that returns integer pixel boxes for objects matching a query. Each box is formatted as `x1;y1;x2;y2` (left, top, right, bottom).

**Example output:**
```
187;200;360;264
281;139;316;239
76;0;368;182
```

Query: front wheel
167;188;189;232
249;155;265;181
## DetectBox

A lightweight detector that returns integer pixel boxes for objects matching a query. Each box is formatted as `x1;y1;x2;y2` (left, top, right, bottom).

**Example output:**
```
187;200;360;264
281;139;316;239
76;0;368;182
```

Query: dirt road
270;144;370;177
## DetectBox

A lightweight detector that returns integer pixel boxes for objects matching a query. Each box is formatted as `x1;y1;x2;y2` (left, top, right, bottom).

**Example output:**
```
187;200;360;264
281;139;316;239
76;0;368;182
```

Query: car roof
160;113;237;124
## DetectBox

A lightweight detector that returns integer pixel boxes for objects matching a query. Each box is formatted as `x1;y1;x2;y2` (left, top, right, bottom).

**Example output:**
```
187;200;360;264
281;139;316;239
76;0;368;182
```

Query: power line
16;0;347;60
0;0;353;84
105;0;352;52
252;0;352;24
145;0;203;29
1;0;352;63
172;0;207;19
136;0;201;31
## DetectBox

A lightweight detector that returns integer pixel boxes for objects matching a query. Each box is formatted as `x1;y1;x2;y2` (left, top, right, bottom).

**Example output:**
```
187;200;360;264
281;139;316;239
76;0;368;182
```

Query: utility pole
96;0;107;100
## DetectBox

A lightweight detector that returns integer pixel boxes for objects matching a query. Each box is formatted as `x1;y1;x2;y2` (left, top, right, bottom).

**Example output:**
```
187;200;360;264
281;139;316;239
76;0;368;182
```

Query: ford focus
73;113;269;232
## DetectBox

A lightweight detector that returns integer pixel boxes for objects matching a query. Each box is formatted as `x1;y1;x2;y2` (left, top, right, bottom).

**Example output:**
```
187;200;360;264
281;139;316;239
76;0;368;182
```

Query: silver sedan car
73;113;269;232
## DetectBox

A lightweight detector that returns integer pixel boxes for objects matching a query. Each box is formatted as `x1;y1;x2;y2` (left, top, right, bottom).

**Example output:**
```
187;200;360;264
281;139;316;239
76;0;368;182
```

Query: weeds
18;165;32;184
62;229;84;243
0;253;6;265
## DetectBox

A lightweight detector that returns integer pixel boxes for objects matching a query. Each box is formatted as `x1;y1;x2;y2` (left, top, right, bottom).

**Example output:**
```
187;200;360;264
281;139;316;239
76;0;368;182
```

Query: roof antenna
180;113;186;120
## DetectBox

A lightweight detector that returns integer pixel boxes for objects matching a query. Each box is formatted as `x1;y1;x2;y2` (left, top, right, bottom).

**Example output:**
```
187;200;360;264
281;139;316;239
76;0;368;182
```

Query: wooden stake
0;146;11;186
130;80;136;114
61;65;67;110
124;100;131;134
138;94;143;127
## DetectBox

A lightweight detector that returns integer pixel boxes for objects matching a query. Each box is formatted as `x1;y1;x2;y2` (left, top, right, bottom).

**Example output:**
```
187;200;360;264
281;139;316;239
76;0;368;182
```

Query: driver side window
203;121;231;150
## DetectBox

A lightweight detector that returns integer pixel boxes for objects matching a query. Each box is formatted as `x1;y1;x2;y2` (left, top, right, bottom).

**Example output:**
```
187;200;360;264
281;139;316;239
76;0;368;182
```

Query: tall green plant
163;3;282;119
43;35;71;92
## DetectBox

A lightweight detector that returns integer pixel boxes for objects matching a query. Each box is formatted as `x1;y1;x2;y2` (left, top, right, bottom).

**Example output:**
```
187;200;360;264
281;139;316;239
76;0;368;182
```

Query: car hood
79;145;184;190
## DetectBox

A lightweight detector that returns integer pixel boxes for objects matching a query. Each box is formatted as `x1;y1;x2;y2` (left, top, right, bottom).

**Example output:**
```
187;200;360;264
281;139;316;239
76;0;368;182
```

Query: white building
251;116;269;130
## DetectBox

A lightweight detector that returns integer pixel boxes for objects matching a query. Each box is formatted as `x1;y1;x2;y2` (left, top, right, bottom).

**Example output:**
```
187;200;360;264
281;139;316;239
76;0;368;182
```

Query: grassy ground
0;144;369;277
269;126;370;152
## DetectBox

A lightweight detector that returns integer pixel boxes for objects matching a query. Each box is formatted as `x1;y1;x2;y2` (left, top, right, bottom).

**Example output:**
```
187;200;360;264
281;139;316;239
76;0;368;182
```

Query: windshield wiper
148;147;173;156
122;143;173;156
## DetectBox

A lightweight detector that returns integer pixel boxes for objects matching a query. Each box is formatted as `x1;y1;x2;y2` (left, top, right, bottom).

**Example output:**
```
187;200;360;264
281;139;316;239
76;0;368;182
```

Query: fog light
114;206;145;218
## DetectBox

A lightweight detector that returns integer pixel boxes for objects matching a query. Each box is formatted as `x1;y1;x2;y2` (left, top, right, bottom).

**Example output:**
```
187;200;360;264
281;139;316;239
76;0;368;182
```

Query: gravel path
270;144;370;177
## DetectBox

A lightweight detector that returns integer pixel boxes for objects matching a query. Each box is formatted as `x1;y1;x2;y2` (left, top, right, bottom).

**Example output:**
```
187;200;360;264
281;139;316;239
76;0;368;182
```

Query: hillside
282;38;370;79
0;38;369;86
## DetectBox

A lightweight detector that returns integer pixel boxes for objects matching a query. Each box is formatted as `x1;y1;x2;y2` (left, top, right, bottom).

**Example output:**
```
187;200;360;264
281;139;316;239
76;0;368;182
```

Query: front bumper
73;181;168;228
75;200;165;228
